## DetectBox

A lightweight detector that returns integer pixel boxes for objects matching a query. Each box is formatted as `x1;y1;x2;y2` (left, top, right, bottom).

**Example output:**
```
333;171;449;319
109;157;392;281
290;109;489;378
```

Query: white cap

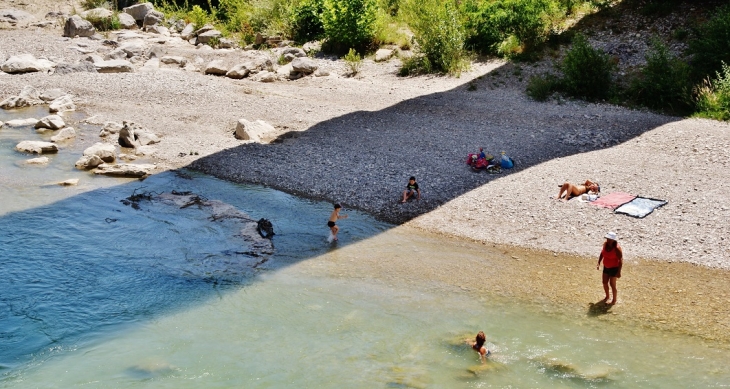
605;231;618;241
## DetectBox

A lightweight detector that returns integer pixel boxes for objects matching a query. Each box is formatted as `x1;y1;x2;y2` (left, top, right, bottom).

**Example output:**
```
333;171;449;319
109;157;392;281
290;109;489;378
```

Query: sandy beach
1;0;729;342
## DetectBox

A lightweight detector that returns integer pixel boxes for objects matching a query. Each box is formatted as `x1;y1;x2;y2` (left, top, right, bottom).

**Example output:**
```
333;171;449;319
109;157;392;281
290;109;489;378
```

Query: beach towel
614;197;667;218
590;192;636;209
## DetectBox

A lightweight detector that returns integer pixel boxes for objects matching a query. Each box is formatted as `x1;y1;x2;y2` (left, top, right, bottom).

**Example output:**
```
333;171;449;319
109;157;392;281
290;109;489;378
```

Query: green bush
463;0;560;56
85;13;122;31
526;73;558;101
81;0;108;10
688;4;730;82
343;48;363;75
321;0;377;52
694;62;730;121
188;5;212;28
629;38;692;113
290;0;325;42
559;34;614;101
402;0;468;75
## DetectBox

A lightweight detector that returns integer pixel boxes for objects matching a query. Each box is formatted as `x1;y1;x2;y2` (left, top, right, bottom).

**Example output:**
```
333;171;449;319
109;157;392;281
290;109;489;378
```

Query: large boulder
136;130;160;145
375;48;394;62
118;122;139;148
204;60;227;75
1;54;54;74
94;163;155;178
180;23;195;40
226;64;250;79
95;59;134;73
118;40;147;58
16;141;58;154
197;29;222;45
63;15;96;38
35;115;65;130
118;12;136;29
281;47;306;58
83;142;116;162
234;119;277;143
251;70;277;83
142;10;163;28
75;154;104;170
123;2;153;22
50;127;76;142
291;57;317;74
49;95;75;113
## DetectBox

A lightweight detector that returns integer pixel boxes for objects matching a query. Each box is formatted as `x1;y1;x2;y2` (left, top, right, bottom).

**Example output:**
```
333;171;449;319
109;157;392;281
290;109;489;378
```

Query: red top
602;245;622;268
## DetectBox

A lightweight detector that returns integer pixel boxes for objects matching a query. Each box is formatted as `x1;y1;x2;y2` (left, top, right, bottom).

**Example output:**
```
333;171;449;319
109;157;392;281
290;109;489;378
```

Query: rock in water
16;141;58;154
257;218;275;239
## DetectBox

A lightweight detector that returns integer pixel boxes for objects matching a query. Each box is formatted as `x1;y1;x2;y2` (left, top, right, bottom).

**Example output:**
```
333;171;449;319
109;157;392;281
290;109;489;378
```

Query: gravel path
1;8;728;270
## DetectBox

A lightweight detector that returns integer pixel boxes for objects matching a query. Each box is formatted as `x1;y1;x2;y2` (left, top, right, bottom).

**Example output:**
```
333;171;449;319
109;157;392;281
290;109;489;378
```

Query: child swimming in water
468;331;490;363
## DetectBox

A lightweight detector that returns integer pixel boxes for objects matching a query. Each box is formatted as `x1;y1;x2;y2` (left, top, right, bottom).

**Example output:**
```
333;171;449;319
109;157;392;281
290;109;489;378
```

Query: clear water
1;107;729;388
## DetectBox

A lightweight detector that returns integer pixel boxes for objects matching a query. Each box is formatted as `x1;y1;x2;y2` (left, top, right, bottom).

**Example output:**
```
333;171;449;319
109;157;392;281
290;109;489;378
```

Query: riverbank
1;5;729;343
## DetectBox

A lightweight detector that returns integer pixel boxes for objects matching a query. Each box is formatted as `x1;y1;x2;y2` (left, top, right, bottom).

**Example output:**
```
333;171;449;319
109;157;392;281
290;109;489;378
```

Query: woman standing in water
468;331;490;363
597;232;623;305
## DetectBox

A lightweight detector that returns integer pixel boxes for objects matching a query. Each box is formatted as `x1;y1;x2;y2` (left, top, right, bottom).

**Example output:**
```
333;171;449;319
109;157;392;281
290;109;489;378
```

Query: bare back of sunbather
557;180;597;201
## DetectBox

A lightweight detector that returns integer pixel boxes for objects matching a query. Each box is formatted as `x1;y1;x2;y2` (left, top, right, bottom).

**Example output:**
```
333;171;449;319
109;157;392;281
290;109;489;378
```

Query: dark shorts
603;267;620;277
327;221;336;228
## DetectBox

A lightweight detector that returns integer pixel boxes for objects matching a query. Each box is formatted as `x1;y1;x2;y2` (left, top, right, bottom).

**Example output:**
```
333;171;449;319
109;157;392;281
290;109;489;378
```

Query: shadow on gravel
189;82;678;224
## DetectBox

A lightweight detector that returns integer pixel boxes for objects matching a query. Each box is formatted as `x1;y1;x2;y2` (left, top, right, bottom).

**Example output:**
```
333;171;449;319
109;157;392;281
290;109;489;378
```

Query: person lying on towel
557;180;600;201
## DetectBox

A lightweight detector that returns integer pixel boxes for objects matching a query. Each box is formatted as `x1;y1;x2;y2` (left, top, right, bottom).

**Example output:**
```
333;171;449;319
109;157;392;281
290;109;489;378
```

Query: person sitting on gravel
556;180;600;201
401;176;421;203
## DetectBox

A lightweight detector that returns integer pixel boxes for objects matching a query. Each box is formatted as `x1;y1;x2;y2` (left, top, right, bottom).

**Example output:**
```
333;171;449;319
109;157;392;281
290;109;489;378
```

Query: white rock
204;60;228;75
136;130;160;145
5;118;38;127
226;64;250;79
25;156;49;165
123;3;154;22
35;115;65;130
49;95;75;113
235;119;277;143
118;12;136;29
94;163;155;177
252;70;277;82
99;121;123;137
135;145;156;156
40;88;66;102
63;15;95;38
95;59;134;73
291;57;317;74
57;178;79;186
1;54;54;74
375;48;394;62
75;154;104;170
83;142;116;162
16;141;58;154
51;127;76;142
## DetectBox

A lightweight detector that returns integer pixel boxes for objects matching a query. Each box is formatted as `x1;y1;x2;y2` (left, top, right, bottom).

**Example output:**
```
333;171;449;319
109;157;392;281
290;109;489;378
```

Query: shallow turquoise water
1;107;729;388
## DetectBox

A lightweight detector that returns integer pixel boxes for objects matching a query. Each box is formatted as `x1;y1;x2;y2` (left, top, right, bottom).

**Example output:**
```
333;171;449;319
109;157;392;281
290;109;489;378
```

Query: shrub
321;0;377;52
559;34;614;101
526;73;558;101
688;4;730;82
373;9;410;49
343;48;363;75
463;0;559;56
86;13;122;31
629;38;692;113
81;0;108;10
694;62;730;121
188;5;212;28
401;0;468;75
290;0;325;43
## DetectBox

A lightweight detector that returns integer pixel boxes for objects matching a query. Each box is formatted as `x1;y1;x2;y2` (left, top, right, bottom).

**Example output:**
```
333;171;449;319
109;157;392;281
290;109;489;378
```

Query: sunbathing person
557;180;600;201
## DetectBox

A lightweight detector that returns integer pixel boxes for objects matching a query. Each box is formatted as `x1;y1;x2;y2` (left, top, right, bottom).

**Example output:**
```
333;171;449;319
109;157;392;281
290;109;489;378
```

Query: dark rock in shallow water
257;218;275;239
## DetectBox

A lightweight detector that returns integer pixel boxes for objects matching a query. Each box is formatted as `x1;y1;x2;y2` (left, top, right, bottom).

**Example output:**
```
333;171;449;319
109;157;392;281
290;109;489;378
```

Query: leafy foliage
321;0;378;52
526;73;559;101
290;0;325;42
187;5;212;28
694;62;730;121
629;38;692;113
401;0;468;75
86;13;122;31
559;34;614;101
81;0;109;10
687;4;730;82
343;48;363;75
